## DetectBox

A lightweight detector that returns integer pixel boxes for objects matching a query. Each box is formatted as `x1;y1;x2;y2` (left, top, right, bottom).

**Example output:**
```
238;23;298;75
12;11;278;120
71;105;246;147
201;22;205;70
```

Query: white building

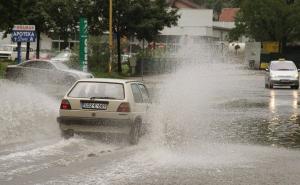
161;9;214;38
160;8;238;43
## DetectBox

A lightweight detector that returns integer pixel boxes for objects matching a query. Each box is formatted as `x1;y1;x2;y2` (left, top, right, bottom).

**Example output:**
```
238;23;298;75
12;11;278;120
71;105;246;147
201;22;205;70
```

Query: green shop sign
79;18;88;72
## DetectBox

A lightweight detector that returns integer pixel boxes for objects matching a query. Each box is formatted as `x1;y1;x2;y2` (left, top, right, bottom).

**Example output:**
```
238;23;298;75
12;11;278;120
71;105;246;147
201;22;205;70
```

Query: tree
99;0;179;73
0;0;179;73
230;0;300;53
0;0;55;58
0;0;96;58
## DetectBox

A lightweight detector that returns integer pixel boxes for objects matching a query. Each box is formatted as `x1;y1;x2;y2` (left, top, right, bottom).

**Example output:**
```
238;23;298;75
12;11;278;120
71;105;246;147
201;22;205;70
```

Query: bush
0;61;11;78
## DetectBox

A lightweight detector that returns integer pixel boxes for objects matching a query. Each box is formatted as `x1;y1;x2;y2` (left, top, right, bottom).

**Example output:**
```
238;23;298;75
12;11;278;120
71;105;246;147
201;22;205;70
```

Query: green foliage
97;0;179;73
191;0;240;10
230;0;300;45
0;60;13;78
97;0;179;42
0;0;179;74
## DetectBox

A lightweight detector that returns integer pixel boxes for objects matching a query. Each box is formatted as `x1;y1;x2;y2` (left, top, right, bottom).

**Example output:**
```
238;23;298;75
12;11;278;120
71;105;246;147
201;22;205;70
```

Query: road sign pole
17;42;21;64
26;42;30;60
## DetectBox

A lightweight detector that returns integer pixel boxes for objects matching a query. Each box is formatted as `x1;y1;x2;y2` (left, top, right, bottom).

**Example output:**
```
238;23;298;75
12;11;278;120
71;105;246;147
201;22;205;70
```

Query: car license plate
81;102;108;110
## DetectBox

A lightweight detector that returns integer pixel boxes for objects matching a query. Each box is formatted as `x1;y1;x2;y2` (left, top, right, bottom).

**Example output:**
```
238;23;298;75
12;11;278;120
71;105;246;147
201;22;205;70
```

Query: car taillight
60;99;71;110
117;102;130;112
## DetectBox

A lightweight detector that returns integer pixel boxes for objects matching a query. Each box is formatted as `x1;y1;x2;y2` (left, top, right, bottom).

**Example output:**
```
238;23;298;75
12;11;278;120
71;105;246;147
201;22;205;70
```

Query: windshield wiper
90;96;116;100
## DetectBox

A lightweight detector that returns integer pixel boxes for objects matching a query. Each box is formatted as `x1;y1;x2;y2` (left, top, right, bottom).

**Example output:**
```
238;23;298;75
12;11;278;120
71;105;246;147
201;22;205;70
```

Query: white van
0;44;34;61
265;59;299;89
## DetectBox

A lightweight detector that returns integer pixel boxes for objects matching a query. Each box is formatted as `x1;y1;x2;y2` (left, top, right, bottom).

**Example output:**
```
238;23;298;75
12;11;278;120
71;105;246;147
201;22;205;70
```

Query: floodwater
1;38;300;184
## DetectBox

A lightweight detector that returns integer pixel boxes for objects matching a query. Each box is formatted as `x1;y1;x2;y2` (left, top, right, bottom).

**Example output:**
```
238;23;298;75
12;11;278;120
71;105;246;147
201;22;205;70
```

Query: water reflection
293;90;298;110
222;90;300;148
269;90;276;113
268;90;298;113
266;90;300;148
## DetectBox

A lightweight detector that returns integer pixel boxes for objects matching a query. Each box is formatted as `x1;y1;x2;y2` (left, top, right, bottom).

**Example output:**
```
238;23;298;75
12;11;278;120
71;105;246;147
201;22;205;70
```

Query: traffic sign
11;25;36;42
11;31;36;42
13;25;35;31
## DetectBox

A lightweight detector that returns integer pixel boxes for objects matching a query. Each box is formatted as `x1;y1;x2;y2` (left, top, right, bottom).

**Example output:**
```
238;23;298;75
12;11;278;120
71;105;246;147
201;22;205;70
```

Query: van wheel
269;83;273;89
291;85;299;89
129;119;141;145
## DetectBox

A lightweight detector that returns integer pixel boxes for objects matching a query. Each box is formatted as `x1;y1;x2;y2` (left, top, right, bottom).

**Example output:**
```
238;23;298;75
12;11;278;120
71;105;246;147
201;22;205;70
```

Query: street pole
109;0;113;74
17;42;21;64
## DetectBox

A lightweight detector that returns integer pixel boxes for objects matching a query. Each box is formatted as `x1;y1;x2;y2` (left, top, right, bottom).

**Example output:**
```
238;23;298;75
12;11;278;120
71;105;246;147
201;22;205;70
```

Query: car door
131;83;145;116
130;83;150;117
26;61;56;84
18;61;37;82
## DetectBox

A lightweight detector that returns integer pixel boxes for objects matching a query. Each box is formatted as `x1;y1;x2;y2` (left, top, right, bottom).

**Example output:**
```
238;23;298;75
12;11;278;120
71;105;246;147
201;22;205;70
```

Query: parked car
0;44;34;61
4;59;93;85
57;78;150;144
31;49;55;60
265;59;299;89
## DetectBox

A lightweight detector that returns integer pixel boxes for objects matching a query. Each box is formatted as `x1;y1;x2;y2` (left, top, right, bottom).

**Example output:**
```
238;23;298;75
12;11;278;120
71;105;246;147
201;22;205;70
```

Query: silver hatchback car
265;59;299;89
57;78;150;144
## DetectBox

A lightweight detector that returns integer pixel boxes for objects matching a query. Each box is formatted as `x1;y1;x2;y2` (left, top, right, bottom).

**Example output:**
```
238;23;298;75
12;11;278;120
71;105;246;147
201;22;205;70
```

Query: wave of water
145;37;249;149
0;80;61;146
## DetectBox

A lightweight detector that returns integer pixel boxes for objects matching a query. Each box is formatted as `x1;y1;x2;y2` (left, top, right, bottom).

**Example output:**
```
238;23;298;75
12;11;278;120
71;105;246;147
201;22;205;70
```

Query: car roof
77;78;142;84
27;59;51;62
271;60;294;63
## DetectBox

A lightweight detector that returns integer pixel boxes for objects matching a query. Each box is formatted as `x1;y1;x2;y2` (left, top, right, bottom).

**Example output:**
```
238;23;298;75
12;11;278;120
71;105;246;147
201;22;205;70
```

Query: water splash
146;37;247;148
0;80;60;146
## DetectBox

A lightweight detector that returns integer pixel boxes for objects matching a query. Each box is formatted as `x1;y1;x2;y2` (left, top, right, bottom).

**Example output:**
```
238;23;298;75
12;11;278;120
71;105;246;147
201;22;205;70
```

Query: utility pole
109;0;113;73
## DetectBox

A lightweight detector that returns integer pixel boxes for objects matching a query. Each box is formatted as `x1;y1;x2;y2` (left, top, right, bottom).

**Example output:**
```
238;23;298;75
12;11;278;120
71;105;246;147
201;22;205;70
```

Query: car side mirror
265;68;269;72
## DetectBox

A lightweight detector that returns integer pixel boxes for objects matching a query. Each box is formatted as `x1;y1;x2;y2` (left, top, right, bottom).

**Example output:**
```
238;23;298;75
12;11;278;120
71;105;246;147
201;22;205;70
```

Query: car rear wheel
129;119;141;145
61;129;74;139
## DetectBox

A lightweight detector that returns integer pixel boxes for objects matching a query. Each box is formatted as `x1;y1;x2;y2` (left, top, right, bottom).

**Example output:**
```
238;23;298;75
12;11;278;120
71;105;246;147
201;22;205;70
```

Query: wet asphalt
1;69;300;185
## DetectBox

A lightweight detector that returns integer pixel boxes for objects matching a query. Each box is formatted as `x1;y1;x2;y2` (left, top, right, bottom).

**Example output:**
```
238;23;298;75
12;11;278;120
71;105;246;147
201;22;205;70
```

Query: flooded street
1;66;300;184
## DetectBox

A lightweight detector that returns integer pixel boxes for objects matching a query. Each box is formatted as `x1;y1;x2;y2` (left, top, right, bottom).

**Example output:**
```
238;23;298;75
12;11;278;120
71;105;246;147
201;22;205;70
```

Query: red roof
219;8;240;22
169;0;202;9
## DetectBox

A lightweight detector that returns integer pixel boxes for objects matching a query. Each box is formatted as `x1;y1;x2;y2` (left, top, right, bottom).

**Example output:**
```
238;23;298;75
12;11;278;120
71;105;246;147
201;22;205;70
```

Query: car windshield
270;62;297;71
52;62;70;70
68;82;125;100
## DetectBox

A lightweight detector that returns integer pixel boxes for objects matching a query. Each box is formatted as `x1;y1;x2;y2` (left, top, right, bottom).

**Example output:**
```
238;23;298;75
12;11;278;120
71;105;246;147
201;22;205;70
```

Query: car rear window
68;82;125;100
270;62;297;71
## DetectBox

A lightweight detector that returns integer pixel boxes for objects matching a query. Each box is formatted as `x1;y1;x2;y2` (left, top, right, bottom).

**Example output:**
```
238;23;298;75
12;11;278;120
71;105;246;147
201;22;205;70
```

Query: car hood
51;58;69;62
62;69;94;78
